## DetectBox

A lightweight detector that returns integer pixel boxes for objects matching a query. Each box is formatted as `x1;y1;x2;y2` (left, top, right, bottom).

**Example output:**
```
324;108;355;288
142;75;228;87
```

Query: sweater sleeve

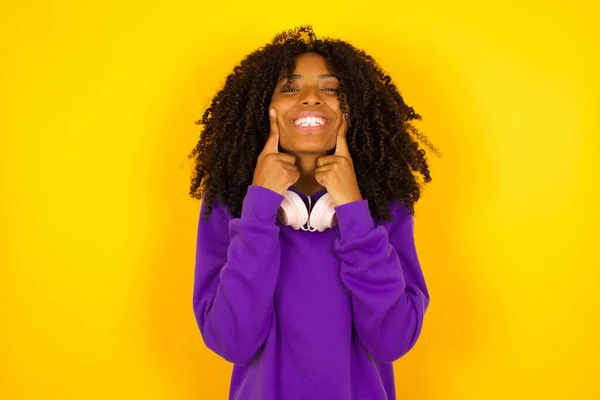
333;199;430;364
192;185;285;365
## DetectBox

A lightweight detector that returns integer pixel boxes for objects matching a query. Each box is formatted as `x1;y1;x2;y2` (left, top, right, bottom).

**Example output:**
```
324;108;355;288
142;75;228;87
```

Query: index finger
262;108;280;155
334;112;350;157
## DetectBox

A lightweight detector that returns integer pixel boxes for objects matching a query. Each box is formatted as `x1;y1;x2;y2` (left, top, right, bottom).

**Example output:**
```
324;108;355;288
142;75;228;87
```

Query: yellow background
1;0;599;399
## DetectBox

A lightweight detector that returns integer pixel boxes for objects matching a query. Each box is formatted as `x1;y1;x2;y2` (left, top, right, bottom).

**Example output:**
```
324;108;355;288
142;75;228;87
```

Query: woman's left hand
315;114;363;207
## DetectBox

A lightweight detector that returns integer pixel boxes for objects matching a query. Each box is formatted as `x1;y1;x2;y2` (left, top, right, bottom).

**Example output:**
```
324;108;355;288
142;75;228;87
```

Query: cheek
326;98;344;117
268;95;282;113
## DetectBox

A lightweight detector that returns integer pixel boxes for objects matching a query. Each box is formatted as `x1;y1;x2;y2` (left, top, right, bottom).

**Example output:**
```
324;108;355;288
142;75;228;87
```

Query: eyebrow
278;73;338;82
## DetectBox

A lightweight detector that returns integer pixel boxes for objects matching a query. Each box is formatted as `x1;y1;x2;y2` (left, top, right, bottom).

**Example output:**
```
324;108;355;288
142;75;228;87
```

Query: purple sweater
193;184;430;399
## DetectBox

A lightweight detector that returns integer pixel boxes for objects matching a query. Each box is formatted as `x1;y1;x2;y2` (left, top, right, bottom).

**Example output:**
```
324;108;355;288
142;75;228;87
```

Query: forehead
277;52;338;81
294;52;331;72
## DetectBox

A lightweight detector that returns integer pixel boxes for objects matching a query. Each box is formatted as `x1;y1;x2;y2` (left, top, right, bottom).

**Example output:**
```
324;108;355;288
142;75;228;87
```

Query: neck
291;155;325;196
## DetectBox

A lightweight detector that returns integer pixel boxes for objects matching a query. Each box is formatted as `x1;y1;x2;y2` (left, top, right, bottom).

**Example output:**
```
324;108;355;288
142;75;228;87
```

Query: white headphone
277;190;338;232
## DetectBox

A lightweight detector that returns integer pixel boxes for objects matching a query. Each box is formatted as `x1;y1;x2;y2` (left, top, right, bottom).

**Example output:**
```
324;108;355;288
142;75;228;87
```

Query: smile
293;116;327;126
292;117;328;131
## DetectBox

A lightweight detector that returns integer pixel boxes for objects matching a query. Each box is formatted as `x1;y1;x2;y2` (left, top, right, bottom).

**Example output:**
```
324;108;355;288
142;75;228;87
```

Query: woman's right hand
251;108;299;196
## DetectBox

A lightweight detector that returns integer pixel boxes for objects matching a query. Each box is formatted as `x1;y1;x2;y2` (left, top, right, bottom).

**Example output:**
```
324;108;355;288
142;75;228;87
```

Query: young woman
189;25;438;400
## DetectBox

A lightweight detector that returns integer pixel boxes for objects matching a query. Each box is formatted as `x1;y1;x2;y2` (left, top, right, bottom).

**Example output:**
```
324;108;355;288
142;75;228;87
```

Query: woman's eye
281;87;338;93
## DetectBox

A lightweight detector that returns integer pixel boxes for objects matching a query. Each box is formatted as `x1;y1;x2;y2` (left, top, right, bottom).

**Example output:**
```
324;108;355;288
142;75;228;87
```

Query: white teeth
294;117;326;126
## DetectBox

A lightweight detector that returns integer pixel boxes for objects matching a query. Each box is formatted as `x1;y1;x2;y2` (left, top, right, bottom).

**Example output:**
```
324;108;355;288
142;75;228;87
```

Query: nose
300;86;322;105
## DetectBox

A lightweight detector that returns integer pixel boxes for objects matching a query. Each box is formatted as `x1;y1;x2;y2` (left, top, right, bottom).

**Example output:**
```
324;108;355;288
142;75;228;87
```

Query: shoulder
199;191;234;225
375;198;414;235
197;192;234;250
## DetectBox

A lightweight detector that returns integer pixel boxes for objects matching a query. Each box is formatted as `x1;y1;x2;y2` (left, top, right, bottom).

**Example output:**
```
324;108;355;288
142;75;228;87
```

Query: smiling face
269;52;346;156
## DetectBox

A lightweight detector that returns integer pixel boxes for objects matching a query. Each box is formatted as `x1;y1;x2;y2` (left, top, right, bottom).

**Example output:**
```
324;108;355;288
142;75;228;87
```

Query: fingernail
269;109;275;117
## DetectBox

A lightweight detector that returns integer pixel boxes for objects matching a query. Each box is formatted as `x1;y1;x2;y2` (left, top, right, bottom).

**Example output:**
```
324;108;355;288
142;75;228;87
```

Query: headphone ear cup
309;193;338;232
277;191;309;230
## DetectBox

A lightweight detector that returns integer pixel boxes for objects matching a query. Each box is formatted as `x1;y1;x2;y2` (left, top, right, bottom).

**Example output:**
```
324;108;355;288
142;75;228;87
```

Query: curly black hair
188;25;440;222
